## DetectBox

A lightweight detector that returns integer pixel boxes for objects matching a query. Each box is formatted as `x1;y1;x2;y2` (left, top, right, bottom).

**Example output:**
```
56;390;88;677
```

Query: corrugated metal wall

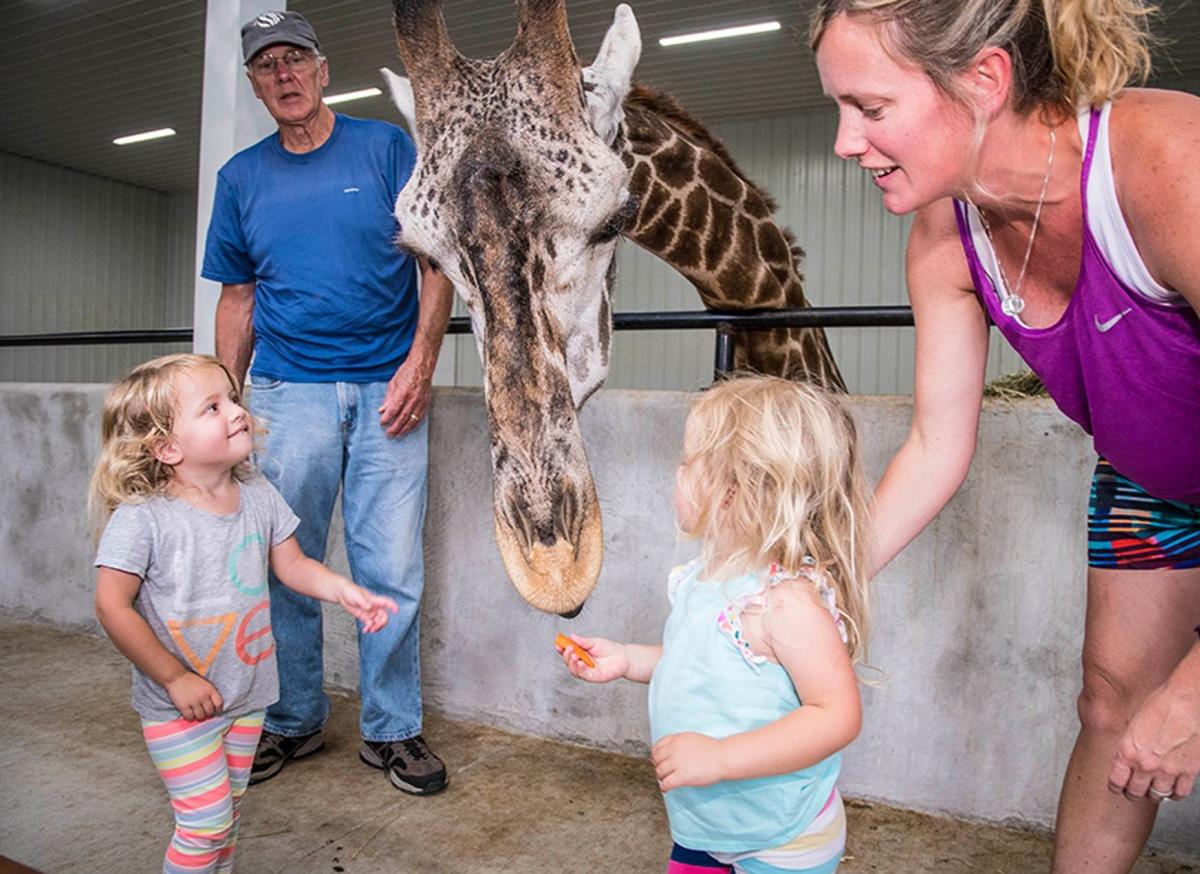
0;153;192;383
2;108;1030;393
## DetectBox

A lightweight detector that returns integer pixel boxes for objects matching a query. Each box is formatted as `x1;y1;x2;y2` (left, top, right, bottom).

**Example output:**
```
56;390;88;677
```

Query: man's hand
379;357;432;438
651;732;725;792
1108;681;1200;802
378;255;453;437
165;673;224;722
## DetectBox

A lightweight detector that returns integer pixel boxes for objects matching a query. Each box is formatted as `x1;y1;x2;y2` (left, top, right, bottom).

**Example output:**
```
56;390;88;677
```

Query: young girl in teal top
559;376;871;874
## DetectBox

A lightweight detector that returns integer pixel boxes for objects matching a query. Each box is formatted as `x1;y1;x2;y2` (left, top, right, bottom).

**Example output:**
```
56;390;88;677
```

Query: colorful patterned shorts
1088;458;1200;570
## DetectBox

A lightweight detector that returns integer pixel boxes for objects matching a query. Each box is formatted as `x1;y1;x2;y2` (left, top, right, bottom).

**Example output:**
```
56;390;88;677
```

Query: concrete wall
1;384;1196;854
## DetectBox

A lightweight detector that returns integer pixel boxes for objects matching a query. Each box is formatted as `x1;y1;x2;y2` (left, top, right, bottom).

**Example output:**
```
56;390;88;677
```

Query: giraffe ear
583;4;641;146
380;68;419;145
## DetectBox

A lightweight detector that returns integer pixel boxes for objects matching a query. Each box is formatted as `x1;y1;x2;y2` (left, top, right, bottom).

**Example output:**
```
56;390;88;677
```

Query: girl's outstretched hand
652;731;724;791
337;583;399;633
166;672;224;722
556;633;628;683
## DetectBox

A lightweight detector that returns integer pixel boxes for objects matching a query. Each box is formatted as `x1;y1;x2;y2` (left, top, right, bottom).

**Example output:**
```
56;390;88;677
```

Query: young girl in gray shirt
91;353;397;874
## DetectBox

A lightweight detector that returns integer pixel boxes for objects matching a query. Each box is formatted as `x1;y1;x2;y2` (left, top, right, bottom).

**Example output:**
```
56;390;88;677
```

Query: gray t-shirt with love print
95;475;299;722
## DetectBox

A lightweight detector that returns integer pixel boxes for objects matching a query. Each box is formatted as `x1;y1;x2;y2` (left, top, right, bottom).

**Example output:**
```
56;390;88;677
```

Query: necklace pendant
1001;294;1026;317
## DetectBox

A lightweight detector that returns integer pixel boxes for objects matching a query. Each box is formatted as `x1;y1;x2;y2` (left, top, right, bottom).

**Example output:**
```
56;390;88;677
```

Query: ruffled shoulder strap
667;557;703;605
788;560;850;647
716;558;849;670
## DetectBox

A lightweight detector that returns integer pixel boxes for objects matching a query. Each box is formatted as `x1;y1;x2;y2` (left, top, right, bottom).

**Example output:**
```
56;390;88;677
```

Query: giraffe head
389;1;641;615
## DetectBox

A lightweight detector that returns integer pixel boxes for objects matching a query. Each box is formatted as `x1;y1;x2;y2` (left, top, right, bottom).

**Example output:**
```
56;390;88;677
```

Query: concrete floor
1;618;1196;874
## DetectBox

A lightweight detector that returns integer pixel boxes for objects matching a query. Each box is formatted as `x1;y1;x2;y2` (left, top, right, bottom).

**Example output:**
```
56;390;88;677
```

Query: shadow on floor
0;619;1195;874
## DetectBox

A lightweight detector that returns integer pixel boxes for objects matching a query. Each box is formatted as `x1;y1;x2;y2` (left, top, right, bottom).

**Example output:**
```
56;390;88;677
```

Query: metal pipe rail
0;306;915;379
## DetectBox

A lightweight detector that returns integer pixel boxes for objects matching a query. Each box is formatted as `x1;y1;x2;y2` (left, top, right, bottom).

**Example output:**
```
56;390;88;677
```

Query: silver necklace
967;128;1057;318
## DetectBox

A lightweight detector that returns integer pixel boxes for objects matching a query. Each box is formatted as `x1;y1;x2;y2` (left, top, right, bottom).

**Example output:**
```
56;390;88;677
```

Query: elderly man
201;10;453;795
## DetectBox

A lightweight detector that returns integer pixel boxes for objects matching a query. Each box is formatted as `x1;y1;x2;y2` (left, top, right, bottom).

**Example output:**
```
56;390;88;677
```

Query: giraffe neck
616;86;845;391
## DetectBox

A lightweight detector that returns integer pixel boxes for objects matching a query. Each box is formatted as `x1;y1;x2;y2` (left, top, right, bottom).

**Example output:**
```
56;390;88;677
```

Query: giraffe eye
588;195;639;246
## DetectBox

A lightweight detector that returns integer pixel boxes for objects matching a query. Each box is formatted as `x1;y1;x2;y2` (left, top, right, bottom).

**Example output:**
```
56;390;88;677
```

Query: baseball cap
241;10;320;64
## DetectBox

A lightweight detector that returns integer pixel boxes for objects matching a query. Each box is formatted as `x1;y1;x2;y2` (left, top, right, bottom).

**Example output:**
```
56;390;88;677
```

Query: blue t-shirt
202;114;419;382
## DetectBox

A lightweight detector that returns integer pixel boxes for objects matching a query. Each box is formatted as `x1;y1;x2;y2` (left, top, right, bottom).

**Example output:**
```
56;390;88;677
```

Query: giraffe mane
625;83;806;268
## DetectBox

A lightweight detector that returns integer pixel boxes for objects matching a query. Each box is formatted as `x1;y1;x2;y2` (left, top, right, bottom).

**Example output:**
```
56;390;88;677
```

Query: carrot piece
555;632;596;668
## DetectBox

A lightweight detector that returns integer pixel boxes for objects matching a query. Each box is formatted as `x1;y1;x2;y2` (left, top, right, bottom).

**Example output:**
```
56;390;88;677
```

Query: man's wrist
408;339;440;373
397;354;436;386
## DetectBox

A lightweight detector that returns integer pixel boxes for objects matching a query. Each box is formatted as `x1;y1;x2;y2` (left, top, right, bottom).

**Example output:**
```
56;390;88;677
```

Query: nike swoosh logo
1094;309;1132;332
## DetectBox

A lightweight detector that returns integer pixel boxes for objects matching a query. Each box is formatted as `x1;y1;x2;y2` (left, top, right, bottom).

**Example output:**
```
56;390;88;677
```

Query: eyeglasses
248;48;318;77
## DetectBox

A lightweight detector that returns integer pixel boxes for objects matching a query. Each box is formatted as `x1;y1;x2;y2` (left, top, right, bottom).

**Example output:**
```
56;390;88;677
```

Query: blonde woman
558;376;871;873
811;1;1200;870
90;354;397;874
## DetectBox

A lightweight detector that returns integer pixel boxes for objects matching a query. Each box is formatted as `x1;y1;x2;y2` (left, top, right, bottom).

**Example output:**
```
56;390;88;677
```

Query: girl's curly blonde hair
88;354;253;534
678;375;872;662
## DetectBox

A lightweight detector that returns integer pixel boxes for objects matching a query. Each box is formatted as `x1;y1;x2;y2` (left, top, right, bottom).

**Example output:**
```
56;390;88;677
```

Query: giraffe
390;0;635;617
387;0;844;616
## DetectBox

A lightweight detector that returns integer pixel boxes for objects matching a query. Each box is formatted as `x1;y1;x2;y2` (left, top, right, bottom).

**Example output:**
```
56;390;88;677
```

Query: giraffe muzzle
493;476;602;616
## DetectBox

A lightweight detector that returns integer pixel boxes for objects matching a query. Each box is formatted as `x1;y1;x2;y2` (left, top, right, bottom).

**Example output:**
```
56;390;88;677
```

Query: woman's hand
166;672;224;721
651;732;724;791
337;583;400;633
1108;680;1200;801
556;634;629;683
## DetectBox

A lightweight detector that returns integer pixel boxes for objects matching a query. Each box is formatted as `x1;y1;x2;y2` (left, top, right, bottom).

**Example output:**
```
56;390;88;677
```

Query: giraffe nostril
554;488;581;554
501;499;536;555
557;603;583;619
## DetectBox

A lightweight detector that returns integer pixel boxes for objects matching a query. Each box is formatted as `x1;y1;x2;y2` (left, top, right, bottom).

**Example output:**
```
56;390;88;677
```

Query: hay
983;370;1048;399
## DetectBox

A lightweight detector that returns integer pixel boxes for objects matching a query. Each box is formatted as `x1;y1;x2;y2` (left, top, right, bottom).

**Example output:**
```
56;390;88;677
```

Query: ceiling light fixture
113;127;176;146
324;87;383;106
659;21;781;47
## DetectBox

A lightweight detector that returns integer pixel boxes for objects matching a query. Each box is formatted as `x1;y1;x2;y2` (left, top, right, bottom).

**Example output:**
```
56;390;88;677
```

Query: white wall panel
165;192;198;329
0;153;190;383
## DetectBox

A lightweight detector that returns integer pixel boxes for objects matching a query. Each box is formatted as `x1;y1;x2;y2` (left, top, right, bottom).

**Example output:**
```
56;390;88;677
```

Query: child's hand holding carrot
555;633;631;683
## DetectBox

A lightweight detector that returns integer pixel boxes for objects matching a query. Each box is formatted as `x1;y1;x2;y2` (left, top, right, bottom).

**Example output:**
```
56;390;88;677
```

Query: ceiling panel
0;0;1196;194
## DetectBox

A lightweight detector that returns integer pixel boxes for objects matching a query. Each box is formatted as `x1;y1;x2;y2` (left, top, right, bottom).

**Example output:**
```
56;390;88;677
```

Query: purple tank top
954;109;1200;504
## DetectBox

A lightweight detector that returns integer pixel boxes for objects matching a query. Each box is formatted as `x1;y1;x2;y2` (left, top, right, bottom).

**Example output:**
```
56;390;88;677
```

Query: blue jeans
249;377;428;742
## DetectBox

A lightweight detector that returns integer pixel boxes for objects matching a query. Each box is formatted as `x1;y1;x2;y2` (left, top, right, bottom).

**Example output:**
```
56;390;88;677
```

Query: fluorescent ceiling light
113;127;176;146
659;21;781;47
324;87;382;105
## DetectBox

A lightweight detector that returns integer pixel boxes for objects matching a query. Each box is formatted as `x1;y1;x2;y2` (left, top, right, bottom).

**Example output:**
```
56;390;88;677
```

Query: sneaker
249;729;325;785
359;735;448;795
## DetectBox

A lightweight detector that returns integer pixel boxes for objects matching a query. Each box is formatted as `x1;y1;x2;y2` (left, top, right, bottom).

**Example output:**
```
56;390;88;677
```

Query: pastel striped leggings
141;711;265;874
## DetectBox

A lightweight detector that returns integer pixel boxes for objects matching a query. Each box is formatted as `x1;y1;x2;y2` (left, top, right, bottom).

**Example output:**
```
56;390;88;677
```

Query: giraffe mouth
488;424;603;616
493;481;603;616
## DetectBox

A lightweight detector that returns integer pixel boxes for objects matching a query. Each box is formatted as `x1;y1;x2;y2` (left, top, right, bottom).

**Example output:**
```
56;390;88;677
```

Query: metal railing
0;305;915;380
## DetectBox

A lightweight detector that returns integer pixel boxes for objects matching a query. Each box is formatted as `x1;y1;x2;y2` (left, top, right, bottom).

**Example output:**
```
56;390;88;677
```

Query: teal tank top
648;559;843;852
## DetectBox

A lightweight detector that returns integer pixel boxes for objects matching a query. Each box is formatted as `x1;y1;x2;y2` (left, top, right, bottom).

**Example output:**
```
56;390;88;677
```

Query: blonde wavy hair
677;375;872;662
809;0;1158;116
88;354;253;533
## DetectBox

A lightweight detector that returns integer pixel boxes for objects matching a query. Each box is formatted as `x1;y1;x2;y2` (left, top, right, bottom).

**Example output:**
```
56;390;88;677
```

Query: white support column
191;0;282;354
